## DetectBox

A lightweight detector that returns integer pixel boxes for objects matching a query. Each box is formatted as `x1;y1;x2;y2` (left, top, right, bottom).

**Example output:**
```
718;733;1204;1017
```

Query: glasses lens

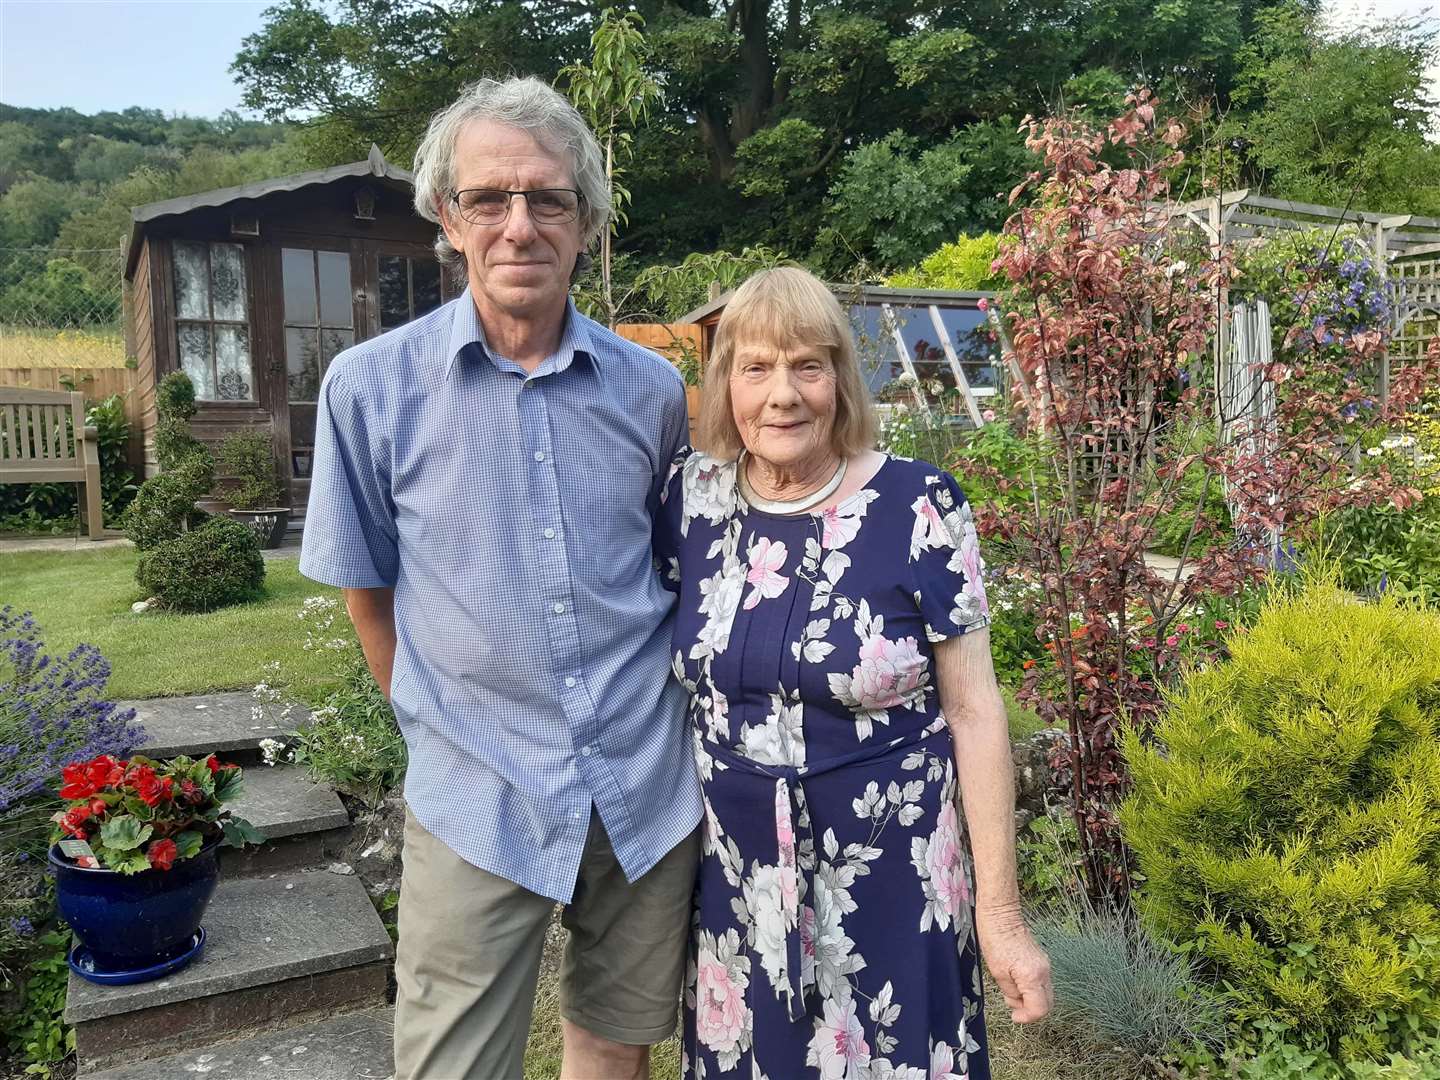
527;190;579;222
458;190;510;222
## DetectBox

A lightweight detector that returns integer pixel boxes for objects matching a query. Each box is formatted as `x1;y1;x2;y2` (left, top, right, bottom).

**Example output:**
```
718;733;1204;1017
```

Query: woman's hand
976;903;1052;1024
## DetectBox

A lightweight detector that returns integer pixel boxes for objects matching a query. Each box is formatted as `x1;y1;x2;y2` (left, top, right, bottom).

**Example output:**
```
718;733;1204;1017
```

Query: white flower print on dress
930;1017;981;1079
744;537;790;610
911;801;972;933
693;561;745;659
694;929;752;1070
942;502;989;626
807;872;864;999
683;455;738;531
740;691;806;767
909;493;950;560
806;996;871;1080
819;489;878;551
742;861;796;998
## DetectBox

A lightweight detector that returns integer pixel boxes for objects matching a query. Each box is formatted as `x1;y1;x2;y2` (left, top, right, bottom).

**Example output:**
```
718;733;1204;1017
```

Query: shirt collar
445;288;598;380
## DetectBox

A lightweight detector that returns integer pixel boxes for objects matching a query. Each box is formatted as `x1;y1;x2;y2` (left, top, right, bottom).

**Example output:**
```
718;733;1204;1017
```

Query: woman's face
729;340;838;472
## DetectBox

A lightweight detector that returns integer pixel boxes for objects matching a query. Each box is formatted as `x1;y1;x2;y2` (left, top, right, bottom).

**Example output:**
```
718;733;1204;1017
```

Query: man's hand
977;903;1053;1024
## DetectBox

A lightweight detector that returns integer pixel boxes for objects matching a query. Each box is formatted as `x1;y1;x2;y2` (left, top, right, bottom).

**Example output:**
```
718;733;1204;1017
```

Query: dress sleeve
906;470;990;642
653;447;692;594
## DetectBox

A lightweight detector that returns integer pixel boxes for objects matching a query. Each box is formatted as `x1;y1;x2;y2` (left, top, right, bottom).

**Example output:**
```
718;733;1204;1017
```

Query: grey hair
411;76;610;282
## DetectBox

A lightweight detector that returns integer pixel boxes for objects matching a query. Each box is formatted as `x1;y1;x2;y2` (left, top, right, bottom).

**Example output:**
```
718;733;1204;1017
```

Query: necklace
738;451;847;514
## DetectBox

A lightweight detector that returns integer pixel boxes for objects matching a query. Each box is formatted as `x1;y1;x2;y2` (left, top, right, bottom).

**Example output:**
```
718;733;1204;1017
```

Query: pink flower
744;537;790;610
820;505;863;549
1165;634;1179;647
926;803;970;917
808;997;870;1079
695;948;748;1054
981;408;996;423
1176;622;1190;633
1215;620;1229;630
851;634;926;711
932;1041;962;1080
977;297;989;312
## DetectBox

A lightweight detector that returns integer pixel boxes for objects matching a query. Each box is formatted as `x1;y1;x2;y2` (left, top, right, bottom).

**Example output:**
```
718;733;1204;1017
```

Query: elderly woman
657;266;1051;1079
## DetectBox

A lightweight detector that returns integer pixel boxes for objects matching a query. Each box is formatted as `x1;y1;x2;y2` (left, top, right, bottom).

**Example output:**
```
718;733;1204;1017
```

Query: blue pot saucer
68;926;206;986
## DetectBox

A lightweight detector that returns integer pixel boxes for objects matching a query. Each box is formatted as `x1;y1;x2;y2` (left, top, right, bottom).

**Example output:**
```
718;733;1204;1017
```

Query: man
299;76;702;1080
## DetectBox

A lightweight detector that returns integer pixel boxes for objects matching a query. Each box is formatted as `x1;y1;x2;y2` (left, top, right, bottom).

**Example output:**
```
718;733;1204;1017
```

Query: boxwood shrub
135;517;265;612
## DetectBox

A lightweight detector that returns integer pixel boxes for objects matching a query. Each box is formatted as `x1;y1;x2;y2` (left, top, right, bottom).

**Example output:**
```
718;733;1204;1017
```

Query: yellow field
0;326;128;368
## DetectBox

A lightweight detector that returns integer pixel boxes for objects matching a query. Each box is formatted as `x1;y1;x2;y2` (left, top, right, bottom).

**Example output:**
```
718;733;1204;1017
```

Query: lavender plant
0;606;143;852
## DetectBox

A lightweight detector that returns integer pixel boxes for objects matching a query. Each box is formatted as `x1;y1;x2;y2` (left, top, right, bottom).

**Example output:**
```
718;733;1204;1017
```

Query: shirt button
581;745;594;757
543;528;556;539
552;602;566;615
533;451;546;462
565;676;577;688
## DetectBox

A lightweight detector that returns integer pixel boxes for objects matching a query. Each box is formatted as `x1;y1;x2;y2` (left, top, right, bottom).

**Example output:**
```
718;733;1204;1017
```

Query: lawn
1;547;343;700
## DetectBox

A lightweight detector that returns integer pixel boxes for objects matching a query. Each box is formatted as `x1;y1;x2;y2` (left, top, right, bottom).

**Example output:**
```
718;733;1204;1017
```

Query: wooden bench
0;387;106;539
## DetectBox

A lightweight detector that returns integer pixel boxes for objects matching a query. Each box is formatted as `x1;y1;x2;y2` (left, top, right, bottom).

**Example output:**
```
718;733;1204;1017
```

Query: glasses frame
447;187;586;226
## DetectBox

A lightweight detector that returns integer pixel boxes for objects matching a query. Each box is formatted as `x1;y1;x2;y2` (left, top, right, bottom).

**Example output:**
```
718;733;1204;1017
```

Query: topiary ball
135;517;265;613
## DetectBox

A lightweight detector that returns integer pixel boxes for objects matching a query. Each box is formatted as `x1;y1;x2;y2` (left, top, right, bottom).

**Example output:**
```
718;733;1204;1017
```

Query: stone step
89;1007;394;1080
68;870;393;1075
221;763;353;877
124;692;308;765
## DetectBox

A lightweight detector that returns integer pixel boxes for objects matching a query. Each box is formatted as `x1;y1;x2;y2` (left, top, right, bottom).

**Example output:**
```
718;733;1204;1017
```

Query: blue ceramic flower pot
49;836;221;971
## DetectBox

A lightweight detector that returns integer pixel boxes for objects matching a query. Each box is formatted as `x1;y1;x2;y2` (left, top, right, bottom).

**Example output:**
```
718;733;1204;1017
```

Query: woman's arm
934;628;1053;1024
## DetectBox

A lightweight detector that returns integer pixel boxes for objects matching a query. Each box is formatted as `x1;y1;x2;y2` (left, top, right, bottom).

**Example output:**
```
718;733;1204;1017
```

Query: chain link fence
0;247;127;369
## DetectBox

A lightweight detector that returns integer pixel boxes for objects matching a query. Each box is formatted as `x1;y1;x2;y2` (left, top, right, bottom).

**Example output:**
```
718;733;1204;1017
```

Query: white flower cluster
298;595;353;653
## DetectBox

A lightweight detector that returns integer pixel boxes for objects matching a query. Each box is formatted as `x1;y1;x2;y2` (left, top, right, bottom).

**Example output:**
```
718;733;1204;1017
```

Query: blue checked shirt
299;291;703;902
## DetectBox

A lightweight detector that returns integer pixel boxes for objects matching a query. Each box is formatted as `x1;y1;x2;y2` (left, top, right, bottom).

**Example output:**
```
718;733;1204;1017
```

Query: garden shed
682;285;1003;426
123;146;454;515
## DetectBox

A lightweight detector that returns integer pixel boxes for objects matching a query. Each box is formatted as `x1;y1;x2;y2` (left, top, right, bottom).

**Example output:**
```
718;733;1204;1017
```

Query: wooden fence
615;322;706;437
0;367;143;470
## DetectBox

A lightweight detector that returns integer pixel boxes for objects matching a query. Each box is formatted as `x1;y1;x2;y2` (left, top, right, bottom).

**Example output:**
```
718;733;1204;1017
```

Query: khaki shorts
393;807;699;1080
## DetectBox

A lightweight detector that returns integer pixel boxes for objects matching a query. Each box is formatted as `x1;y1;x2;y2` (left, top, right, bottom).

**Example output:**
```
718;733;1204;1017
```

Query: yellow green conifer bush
1121;576;1440;1061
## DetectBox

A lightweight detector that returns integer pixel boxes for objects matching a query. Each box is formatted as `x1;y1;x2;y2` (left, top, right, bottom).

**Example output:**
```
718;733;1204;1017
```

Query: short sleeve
906;470;990;642
652;447;692;594
298;365;399;589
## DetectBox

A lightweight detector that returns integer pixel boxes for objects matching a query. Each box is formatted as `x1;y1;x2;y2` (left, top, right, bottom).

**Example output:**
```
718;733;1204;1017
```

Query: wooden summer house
123;146;456;516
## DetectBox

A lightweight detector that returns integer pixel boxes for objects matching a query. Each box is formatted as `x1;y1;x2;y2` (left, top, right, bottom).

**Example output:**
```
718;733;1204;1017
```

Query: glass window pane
321;328;354;370
210;243;248;322
282;248;317;324
177;322;214;399
214;325;253;401
847;305;908;396
412;259;441;318
318;251;352;327
379;256;409;330
286;326;321;403
173;242;210;320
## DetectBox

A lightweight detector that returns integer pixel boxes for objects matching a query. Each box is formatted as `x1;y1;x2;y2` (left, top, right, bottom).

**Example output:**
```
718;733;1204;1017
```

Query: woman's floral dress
658;450;993;1080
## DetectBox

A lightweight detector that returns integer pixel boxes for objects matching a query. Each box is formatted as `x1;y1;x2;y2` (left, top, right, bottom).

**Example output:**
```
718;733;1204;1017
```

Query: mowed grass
0;547;344;700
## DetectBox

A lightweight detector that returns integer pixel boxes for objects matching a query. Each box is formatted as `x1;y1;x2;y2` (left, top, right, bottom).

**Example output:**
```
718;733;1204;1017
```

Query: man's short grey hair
411;76;610;280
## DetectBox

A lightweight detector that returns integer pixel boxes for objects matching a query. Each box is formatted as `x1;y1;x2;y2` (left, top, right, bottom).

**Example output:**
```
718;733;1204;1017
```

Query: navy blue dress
658;451;993;1080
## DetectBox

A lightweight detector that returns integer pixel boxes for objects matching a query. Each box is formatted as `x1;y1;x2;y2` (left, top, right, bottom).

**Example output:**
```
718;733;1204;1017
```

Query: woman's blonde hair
697;266;876;460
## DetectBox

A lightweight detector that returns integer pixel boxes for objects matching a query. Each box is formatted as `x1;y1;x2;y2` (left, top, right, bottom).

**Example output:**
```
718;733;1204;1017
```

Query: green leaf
173;830;204;860
99;815;152;851
221;816;266;848
104;848;151;875
212;767;245;803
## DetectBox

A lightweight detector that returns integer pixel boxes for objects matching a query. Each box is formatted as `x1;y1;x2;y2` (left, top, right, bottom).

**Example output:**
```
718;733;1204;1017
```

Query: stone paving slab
229;764;349;841
0;534;130;553
125;693;309;761
90;1007;394;1080
66;870;392;1024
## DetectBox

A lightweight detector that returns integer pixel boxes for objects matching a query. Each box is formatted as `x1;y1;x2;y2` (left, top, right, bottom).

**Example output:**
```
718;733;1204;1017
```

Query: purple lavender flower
8;916;34;938
0;606;144;820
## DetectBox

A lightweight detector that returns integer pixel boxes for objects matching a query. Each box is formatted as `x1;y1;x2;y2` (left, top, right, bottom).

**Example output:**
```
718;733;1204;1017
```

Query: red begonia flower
147;838;178;871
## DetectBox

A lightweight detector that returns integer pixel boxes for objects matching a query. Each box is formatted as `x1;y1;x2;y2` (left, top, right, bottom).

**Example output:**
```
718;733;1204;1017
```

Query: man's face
438;119;585;322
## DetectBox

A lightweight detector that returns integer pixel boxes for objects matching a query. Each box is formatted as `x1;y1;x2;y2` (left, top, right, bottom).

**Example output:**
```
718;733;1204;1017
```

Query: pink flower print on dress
931;1039;966;1080
744;537;790;610
807;996;871;1080
926;802;970;919
820;505;862;550
695;945;749;1054
852;634;927;711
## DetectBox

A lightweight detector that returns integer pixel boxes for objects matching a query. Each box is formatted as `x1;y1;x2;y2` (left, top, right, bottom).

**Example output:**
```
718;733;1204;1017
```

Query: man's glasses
449;188;584;226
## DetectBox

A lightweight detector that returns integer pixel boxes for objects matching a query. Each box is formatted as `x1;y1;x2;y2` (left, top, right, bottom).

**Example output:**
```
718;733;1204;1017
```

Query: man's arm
345;587;397;699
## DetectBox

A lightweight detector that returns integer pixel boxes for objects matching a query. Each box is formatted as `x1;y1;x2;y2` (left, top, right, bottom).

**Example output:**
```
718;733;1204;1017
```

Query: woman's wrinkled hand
976;904;1053;1024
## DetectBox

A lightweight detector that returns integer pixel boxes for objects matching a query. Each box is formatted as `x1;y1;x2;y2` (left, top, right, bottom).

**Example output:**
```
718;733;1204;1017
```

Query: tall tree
561;10;663;325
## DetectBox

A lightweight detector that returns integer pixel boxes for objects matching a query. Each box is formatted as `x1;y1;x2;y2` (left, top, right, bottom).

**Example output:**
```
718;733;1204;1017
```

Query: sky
0;0;1436;120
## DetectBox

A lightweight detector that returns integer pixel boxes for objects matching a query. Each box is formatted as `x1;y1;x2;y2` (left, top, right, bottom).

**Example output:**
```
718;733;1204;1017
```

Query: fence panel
0;368;142;467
